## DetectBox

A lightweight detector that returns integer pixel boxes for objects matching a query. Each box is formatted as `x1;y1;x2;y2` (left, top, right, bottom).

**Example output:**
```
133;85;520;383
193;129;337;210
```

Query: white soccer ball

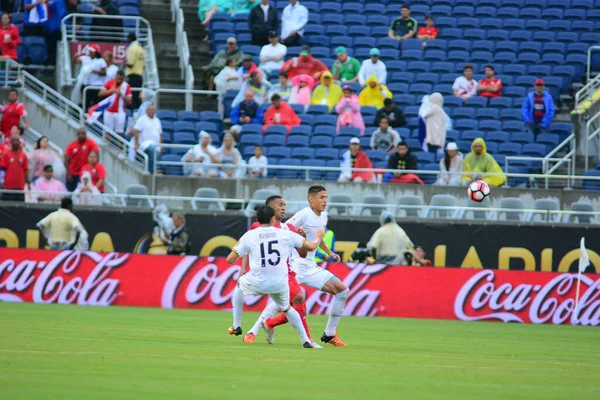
468;180;491;203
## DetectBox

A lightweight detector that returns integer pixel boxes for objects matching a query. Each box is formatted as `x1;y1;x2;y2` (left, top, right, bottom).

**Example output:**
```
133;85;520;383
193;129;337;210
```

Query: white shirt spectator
281;2;308;40
249;155;268;177
453;76;478;99
87;57;108;86
106;64;119;81
358;59;387;86
259;42;287;72
133;114;162;151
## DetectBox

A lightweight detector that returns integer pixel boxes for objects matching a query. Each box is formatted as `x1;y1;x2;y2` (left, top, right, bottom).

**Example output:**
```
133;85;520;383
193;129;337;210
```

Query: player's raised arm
296;228;326;253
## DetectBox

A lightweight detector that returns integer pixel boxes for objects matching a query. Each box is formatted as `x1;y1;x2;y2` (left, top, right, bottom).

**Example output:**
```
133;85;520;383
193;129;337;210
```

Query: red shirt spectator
80;151;106;193
281;45;328;80
417;15;438;40
478;65;503;98
0;14;20;60
65;128;100;178
101;78;133;113
1;89;30;137
0;139;28;190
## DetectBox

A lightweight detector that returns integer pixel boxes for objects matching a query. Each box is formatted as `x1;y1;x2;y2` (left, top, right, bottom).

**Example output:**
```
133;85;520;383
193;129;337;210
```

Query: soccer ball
468;180;491;202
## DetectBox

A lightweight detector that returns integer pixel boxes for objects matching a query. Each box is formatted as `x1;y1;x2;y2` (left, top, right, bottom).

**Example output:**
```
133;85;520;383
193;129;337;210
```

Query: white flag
579;237;590;273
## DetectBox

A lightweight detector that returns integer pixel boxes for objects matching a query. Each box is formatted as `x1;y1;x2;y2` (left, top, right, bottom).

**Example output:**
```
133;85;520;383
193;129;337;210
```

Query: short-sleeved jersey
249;221;298;272
1;101;27;136
287;207;327;265
234;227;305;287
389;17;418;38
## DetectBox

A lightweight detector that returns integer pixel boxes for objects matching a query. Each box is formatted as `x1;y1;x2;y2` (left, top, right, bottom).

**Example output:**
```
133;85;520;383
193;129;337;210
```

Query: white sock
325;288;349;336
232;286;245;329
284;307;310;343
249;301;279;335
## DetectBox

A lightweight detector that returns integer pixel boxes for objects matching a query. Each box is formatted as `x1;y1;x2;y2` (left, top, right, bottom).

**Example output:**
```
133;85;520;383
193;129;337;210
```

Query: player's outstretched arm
297;228;326;253
318;235;341;263
226;250;240;264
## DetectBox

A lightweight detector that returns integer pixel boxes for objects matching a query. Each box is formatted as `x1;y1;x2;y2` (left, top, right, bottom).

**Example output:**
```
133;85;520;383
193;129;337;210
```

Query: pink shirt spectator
335;90;365;135
32;176;67;203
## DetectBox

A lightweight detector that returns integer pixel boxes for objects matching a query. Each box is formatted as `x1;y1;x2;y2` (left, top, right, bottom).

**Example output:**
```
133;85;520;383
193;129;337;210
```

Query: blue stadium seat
572;21;595;33
119;6;140;16
503;121;526;133
580;33;600;45
549;123;573;137
304;25;325;36
564;9;587;21
291;147;315;160
460;130;484;142
307;36;330;48
404;106;420;119
567;42;589;55
470;51;493;64
339;127;362;138
416;73;439;86
503;65;527;76
441;28;463;40
263;134;286;148
348;26;371;38
522;144;547;157
367;15;390;26
430;6;453;18
313;125;336;138
436;17;457;29
463;29;485;41
497;7;519;18
493;42;516;54
393;94;415;107
489;97;512;109
315;115;337;127
572;0;594;9
502;0;524;7
344;15;366;26
503;87;527;98
456;140;473;154
465;97;487;109
515;75;537;88
342;3;363;14
478;120;502;132
331;136;350;149
471;40;494;53
454;120;478;131
298;114;313;126
520;8;541;19
547;0;569;8
365;150;386;163
476;109;499;121
542;54;565;66
276;158;301;180
447;50;470;63
173;121;196;133
444;97;463;108
520;41;542;55
511;132;534;145
392;72;415;84
159;155;183;176
310;136;333;149
582;170;600;191
457;17;479;29
453;108;476;120
500;109;523;122
173;132;197;145
453;5;475;17
287;135;309;148
239;134;263;150
353;37;376;50
177;111;200;122
24;36;47;64
486;131;510;144
266;147;291;160
195;121;219;134
528;65;552;77
494;52;517;64
409;83;433;96
499;143;522;155
303;159;326;181
307;105;329;115
556;32;579;43
302;1;319;13
330;36;353;49
157;109;177;122
161;132;173;143
536;133;560;149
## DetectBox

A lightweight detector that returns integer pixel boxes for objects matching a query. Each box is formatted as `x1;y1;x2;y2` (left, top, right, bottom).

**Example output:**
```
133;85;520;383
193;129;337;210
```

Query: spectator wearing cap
259;30;287;73
83;44;108;109
32;165;67;203
311;71;343;113
203;37;245;91
0;13;20;60
249;0;278;46
198;0;234;25
358;48;387;86
359;74;392;109
281;0;308;47
65;128;100;192
263;93;301;134
232;71;272;107
388;5;417;41
478;65;503;98
385;140;424;185
267;71;292;102
332;47;361;83
370;117;399;154
281;45;328;80
375;98;406;128
417;15;438;41
437;142;463;186
126;33;145;108
0;134;30;201
237;54;261;83
215;57;243;96
336;85;364;136
453;64;478;102
522;79;555;136
231;89;264;136
338;137;373;183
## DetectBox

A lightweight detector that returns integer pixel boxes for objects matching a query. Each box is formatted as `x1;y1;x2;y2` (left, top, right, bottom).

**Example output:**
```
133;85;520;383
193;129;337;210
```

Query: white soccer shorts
104;111;126;134
294;265;335;290
237;275;290;310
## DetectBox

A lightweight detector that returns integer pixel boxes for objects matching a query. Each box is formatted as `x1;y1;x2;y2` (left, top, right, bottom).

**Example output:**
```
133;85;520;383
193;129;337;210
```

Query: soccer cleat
243;333;256;344
302;341;315;348
310;339;323;349
228;326;242;336
261;320;275;345
321;332;347;347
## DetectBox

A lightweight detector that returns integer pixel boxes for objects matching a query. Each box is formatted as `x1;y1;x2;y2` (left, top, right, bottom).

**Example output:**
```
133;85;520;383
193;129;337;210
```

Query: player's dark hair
425;14;433;21
9;88;18;95
265;195;283;207
401;4;410;10
463;64;474;72
256;206;275;224
116;69;125;77
308;185;326;196
61;197;73;210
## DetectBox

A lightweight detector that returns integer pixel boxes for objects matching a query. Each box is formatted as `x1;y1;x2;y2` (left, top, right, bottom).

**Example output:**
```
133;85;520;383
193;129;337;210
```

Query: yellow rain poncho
310;71;343;112
462;138;506;187
358;74;393;108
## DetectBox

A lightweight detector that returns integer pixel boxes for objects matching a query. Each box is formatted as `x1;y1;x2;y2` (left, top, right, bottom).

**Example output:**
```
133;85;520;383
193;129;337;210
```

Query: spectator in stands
368;212;414;265
338;137;373;183
127;89;154;135
417;15;438;41
215;57;242;96
1;89;30;137
95;70;132;136
453;65;478;102
198;0;234;26
370;117;399;154
4;126;27;153
217;133;244;178
358;48;387;86
461;138;506;187
80;151;106;193
335;85;364;136
385;140;423;185
311;71;343;113
358;74;392;109
126;33;145;109
259;30;286;73
37;198;89;249
410;245;432;266
131;104;162;173
421;92;447;155
65;128;100;191
104;51;119;81
263;93;300;134
1;1;15;13
73;171;102;206
281;45;327;80
30;136;64;182
32;165;67;203
83;45;108;109
92;0;122;31
374;98;406;128
478;65;502;98
204;37;244;91
436;142;463;186
161;212;191;255
182;131;219;177
232;71;271;107
230;89;264;138
249;0;278;47
288;74;314;107
248;144;268;178
388;5;417;42
0;13;20;60
233;0;258;15
0;135;30;201
267;71;292;102
237;54;261;83
280;0;308;46
522;79;555;136
45;0;66;64
23;0;49;36
332;47;361;83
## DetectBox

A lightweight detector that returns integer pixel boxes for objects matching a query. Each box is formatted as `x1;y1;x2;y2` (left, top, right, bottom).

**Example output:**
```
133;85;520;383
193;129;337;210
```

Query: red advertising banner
71;42;128;64
1;249;599;326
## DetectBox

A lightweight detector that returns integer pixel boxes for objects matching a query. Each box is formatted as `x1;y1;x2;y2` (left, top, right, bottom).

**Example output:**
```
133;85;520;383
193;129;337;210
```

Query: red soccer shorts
288;270;302;303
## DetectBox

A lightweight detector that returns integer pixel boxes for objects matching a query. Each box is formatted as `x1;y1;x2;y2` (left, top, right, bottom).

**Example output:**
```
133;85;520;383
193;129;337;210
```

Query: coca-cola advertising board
71;42;128;64
1;249;598;326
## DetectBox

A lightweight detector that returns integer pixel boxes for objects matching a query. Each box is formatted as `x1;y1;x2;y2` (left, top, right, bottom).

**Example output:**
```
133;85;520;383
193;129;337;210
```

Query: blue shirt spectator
522;79;555;135
231;89;264;125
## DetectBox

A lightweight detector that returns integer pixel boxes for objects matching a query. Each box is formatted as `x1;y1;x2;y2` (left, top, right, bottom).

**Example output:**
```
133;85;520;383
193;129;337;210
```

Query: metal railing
575;46;600;112
172;0;195;102
585;112;600;171
60;14;159;89
0;59;21;88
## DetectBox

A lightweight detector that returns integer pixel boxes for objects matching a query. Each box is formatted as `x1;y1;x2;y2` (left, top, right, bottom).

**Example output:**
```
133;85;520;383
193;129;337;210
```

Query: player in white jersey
285;185;350;347
226;205;325;348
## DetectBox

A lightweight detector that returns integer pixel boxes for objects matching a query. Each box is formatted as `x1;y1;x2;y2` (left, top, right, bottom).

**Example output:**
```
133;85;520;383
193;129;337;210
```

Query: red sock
267;312;288;329
293;303;311;340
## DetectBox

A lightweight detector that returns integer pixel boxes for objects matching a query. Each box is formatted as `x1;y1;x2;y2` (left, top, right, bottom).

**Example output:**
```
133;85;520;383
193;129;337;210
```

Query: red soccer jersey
418;26;439;38
65;138;100;176
1;101;27;136
1;148;28;189
102;79;133;113
3;136;26;151
80;162;107;193
0;24;20;60
478;78;503;98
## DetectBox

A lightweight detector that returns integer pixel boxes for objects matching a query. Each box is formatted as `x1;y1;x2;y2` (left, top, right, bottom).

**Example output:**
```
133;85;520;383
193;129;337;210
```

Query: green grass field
1;303;599;400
